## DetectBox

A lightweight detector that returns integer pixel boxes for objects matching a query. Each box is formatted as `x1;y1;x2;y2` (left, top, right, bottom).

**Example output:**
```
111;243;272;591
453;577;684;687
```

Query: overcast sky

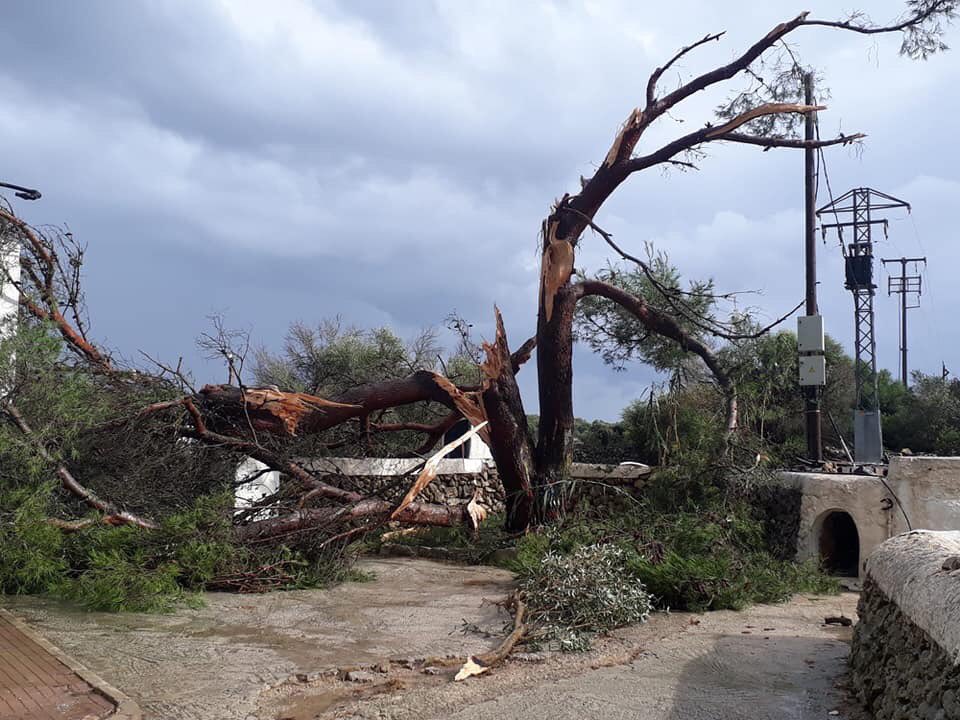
1;0;955;420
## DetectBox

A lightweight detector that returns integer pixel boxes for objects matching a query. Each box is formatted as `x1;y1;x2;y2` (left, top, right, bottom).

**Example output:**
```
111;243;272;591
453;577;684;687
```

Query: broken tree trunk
534;281;580;524
234;499;470;543
197;371;457;437
480;308;536;532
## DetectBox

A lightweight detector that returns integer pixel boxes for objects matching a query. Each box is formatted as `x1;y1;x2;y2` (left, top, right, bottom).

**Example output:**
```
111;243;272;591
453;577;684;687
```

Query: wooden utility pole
803;72;823;463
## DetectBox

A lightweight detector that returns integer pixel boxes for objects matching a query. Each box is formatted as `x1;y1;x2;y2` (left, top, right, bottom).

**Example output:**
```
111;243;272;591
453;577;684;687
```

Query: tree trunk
197;371;456;437
480;309;536;531
534;283;580;521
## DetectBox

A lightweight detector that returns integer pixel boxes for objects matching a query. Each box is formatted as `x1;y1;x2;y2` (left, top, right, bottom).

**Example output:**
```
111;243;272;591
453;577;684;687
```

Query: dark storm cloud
0;0;956;420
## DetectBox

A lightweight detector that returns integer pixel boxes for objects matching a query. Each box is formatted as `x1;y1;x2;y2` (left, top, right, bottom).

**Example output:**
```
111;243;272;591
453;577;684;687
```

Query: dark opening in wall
819;511;860;576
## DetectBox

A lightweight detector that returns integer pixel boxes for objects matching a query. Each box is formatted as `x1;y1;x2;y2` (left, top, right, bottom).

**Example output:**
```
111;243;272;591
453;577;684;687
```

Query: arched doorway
818;511;860;576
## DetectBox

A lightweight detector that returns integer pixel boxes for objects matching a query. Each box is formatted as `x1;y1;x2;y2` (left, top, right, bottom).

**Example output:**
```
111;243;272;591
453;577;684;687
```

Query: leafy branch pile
520;544;653;651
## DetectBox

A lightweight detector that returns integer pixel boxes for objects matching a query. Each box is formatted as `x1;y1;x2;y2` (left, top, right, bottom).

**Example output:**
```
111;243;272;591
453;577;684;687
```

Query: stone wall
748;483;803;561
303;458;651;513
849;531;960;718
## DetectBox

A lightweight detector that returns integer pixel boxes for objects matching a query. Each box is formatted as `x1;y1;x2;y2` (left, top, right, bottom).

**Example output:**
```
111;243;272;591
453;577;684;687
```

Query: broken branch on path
455;593;528;681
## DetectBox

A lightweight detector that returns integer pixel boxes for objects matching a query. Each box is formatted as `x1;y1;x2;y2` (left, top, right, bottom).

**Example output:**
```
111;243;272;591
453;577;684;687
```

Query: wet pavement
3;559;515;720
0;609;116;720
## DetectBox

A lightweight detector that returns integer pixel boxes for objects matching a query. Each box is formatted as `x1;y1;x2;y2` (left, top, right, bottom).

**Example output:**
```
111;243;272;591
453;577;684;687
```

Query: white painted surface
467;435;493;460
234;457;280;518
866;530;960;664
0;241;18;336
781;457;960;576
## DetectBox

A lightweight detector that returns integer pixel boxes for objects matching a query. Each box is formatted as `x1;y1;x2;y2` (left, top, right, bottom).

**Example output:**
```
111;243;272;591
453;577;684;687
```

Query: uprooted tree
1;3;955;553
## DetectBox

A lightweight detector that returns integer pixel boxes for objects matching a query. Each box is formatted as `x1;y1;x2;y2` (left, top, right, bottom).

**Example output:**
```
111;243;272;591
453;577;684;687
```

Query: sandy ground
2;559;863;720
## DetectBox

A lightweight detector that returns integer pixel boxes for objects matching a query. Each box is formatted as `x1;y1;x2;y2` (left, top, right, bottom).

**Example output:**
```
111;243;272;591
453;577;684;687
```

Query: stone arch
814;509;860;576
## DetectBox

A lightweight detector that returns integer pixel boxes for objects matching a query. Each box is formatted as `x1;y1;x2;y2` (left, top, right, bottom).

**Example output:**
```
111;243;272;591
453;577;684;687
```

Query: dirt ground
2;558;863;720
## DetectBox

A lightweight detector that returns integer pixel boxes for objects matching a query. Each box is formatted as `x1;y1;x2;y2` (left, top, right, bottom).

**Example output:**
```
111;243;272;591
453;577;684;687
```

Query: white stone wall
890;456;960;534
865;530;960;664
850;530;960;717
233;457;652;515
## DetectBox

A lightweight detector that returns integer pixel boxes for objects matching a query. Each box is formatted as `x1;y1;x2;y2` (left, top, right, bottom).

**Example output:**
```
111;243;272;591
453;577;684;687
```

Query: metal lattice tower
817;188;910;413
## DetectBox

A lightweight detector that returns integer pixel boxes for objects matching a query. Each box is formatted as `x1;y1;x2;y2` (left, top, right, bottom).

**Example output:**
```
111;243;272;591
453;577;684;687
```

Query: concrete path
0;608;130;720
3;560;515;720
4;560;862;720
336;592;863;720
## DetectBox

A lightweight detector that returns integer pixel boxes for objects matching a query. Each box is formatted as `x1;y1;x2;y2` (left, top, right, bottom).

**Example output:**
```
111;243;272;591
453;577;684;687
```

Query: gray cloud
0;0;955;421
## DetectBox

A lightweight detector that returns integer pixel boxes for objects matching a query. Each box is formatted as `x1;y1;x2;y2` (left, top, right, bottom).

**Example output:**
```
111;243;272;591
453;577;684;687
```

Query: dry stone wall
850;531;960;719
302;458;651;513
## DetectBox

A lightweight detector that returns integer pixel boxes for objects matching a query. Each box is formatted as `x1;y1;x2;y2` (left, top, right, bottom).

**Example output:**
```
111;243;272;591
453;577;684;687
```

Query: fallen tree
1;2;955;561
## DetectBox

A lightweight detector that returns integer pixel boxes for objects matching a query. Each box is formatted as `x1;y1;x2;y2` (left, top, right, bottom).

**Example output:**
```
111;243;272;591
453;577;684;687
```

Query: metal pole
901;259;908;387
803;72;822;462
882;255;925;389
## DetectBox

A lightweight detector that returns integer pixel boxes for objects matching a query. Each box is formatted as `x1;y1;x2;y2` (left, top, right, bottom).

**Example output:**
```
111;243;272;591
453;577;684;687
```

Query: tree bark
480;308;536;531
235;499;468;543
197;371;457;437
534;283;580;521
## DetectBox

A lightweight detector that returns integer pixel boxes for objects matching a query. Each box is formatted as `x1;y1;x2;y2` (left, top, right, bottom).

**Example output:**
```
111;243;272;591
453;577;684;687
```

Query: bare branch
0;208;113;371
647;31;725;106
720;131;866;149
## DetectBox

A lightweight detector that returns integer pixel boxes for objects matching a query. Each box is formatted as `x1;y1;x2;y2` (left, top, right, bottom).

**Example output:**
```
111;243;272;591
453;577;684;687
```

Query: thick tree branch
480;307;536;530
628;103;823;173
720;131;866;149
575;281;738;433
235;500;469;543
563;206;804;342
647;32;726;106
650;14;811;121
197;371;453;437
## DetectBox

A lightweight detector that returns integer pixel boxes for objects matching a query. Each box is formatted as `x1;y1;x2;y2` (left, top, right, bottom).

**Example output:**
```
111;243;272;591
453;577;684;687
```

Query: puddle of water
274;690;340;720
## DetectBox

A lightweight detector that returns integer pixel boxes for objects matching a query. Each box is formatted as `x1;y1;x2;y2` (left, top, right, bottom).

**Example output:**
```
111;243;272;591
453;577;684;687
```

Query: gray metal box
854;410;884;464
799;355;826;386
797;315;825;352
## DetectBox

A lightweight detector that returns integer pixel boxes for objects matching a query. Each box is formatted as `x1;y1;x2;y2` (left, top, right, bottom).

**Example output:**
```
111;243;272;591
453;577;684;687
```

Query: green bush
0;485;359;611
0;485;68;595
59;550;191;613
521;544;653;650
480;462;838;633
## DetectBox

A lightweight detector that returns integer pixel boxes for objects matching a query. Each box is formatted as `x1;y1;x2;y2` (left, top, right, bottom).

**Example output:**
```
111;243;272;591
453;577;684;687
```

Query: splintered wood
539;218;574;322
390;421;489;520
239;387;360;436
